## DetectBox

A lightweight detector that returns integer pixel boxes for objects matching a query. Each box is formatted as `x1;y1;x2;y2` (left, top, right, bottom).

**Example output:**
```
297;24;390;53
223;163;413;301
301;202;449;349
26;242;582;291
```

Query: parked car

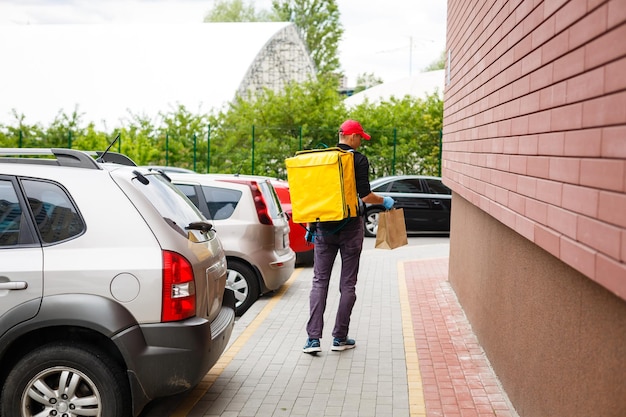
166;173;296;315
364;175;452;237
0;148;234;417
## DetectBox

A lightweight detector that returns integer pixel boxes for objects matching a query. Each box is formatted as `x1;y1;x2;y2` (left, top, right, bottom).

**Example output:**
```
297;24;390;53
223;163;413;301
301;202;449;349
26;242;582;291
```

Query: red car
269;178;314;265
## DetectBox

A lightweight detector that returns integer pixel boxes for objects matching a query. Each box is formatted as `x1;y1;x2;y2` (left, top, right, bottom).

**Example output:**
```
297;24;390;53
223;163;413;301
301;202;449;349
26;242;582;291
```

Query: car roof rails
0;148;101;169
0;148;137;169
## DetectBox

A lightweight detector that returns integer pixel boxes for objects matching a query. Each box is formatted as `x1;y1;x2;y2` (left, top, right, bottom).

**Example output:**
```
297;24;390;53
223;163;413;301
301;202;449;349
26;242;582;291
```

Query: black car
364;175;452;237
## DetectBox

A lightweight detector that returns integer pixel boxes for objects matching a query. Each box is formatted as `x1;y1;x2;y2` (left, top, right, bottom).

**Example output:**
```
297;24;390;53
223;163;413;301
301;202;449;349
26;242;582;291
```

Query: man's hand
383;196;395;210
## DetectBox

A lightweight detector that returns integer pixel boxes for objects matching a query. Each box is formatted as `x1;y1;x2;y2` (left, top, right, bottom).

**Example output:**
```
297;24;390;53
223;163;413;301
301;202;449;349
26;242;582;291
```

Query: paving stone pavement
141;238;518;417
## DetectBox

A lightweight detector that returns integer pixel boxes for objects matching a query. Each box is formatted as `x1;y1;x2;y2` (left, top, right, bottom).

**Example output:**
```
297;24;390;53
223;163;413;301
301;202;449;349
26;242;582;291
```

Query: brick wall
442;0;626;299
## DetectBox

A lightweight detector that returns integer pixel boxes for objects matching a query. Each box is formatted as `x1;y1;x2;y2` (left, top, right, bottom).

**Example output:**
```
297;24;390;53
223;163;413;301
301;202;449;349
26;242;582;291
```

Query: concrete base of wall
448;194;626;417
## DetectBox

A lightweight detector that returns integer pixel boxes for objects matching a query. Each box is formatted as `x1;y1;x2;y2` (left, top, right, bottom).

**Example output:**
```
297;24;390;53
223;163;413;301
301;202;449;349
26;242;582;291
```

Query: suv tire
1;343;131;417
227;259;260;316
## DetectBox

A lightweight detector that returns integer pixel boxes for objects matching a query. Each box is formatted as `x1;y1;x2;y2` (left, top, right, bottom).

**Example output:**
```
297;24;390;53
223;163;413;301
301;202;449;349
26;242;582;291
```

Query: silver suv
165;173;296;316
0;148;235;417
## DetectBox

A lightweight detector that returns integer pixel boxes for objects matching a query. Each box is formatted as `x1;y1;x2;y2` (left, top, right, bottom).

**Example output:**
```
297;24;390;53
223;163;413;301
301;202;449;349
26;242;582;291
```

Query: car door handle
0;281;28;290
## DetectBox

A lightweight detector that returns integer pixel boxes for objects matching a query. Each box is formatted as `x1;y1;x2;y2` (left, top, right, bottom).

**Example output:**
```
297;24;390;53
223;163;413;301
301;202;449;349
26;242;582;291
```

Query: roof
344;69;445;106
0;22;315;128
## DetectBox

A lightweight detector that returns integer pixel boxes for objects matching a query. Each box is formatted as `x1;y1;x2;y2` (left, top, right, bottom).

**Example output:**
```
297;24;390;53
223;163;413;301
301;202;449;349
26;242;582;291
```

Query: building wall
449;195;626;417
443;0;626;296
442;0;626;415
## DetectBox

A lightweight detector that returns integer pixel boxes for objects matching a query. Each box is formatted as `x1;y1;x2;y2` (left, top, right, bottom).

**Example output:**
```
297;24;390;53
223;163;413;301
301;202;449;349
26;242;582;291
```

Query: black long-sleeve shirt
336;143;371;199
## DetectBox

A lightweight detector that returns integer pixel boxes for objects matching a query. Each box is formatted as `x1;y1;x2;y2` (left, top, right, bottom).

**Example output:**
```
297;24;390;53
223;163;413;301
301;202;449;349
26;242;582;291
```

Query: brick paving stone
404;258;518;417
142;242;522;417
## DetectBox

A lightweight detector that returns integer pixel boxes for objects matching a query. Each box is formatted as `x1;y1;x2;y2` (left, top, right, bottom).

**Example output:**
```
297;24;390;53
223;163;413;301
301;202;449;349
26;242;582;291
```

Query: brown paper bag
375;208;408;249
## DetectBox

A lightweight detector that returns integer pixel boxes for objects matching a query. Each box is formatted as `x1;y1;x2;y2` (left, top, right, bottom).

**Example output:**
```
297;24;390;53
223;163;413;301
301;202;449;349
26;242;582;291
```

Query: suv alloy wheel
226;259;260;315
2;342;129;417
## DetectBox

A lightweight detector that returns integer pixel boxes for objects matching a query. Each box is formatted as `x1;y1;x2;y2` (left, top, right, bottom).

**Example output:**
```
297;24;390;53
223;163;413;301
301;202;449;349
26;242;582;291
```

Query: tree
423;50;446;72
348;92;444;177
153;105;211;171
211;76;346;177
114;115;162;166
353;72;384;94
271;0;343;75
203;0;272;22
44;109;87;149
0;78;444;177
0;111;45;148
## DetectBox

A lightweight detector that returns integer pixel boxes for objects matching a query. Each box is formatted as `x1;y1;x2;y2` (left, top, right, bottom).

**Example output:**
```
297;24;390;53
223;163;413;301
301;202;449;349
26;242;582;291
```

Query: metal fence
0;126;444;178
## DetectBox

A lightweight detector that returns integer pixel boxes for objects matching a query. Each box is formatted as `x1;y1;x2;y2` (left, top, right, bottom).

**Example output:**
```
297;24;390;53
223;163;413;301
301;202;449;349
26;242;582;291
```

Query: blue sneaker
331;337;356;351
303;338;321;354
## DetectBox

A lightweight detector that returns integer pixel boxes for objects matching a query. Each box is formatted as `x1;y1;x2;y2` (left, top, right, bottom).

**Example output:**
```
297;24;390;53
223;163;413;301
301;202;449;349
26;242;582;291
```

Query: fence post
67;130;72;148
392;128;397;176
251;125;255;175
19;130;22;148
165;132;169;166
193;133;197;172
207;124;211;174
299;125;302;151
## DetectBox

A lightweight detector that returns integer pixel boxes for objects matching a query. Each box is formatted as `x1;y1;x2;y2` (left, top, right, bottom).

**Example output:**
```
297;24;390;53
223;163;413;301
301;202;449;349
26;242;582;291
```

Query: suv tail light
162;250;196;322
218;179;273;225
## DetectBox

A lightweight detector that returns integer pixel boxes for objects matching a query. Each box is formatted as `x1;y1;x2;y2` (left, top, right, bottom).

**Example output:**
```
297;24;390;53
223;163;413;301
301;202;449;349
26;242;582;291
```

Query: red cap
340;119;371;140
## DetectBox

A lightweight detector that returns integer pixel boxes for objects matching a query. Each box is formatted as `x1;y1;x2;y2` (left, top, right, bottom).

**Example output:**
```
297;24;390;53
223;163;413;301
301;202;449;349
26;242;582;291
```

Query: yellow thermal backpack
285;147;359;223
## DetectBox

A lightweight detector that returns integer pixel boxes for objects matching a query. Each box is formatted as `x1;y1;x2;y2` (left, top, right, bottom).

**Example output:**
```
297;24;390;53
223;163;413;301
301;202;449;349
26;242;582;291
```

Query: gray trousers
306;218;364;340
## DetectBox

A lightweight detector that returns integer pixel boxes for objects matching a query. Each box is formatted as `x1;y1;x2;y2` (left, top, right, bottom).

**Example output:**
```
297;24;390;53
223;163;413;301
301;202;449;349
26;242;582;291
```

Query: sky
0;0;447;84
0;0;447;127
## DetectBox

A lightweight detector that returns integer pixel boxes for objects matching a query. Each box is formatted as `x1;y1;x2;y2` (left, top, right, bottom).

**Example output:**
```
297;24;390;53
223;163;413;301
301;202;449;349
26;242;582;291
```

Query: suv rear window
135;173;208;237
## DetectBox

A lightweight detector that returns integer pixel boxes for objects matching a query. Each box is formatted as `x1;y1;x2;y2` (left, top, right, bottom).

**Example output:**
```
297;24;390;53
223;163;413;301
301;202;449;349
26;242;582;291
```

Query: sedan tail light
249;182;273;225
162;250;196;322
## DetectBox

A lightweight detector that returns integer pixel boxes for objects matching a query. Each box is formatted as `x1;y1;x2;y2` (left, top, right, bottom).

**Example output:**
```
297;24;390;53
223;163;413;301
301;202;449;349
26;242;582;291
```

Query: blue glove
383;196;395;210
305;230;314;243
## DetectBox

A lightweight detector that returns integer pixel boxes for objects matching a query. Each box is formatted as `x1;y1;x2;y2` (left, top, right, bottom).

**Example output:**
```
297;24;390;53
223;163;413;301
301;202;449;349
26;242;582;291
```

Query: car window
135;173;208;238
389;179;424;193
175;183;201;208
22;179;85;244
371;184;387;192
201;186;241;220
424;179;451;195
0;180;23;246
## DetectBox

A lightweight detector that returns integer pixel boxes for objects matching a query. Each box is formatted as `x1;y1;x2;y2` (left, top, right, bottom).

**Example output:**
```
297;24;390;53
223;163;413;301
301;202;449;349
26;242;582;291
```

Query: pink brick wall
442;0;626;299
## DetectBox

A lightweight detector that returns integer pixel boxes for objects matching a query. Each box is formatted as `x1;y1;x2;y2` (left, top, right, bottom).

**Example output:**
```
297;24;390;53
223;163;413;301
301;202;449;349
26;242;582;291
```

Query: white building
0;22;315;128
343;69;444;107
